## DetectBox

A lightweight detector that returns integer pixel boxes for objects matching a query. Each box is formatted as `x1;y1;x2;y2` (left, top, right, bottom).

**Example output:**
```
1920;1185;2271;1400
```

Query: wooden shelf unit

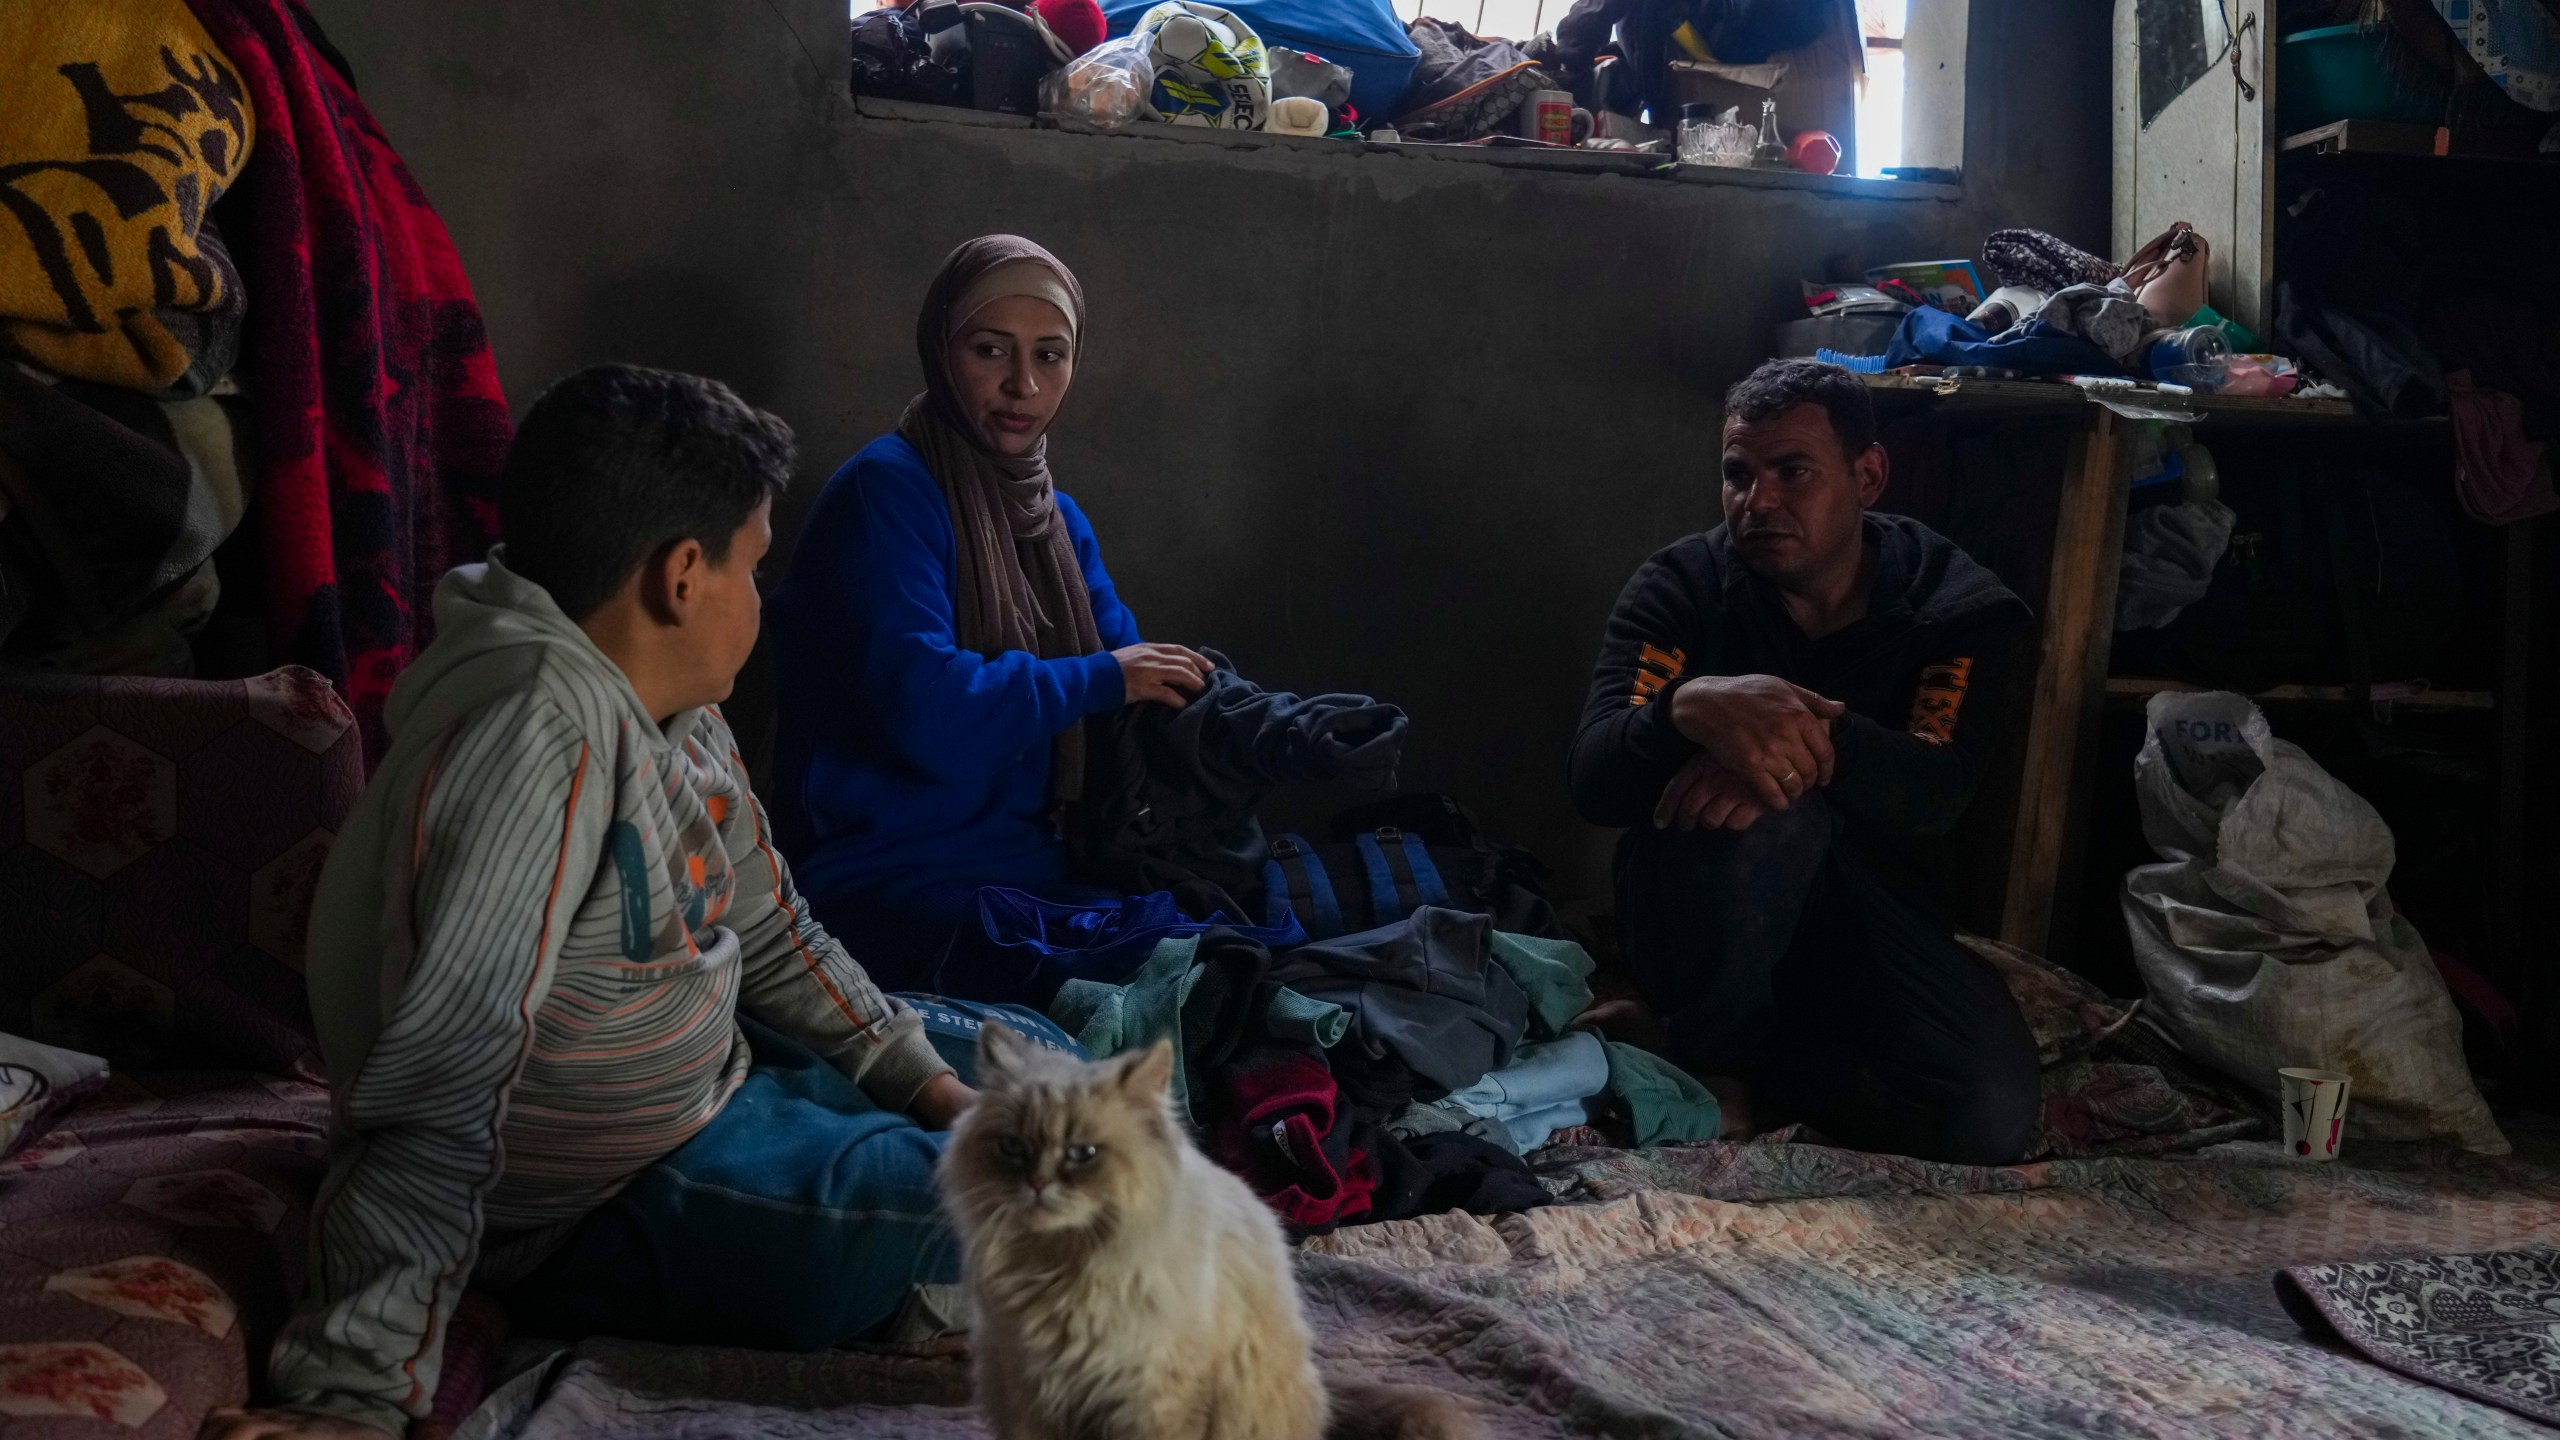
2280;118;2557;164
2105;677;2496;711
1861;374;2532;985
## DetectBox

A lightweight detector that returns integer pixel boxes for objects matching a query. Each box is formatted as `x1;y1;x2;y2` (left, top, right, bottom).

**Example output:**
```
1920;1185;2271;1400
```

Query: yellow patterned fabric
0;0;255;391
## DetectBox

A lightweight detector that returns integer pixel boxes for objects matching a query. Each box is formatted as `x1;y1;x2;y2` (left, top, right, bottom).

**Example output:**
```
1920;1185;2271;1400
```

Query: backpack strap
1397;831;1452;910
1266;833;1342;938
1354;830;1406;931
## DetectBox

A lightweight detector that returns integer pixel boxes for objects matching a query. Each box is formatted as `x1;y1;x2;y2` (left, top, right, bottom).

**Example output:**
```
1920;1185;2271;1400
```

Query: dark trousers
1613;794;2041;1166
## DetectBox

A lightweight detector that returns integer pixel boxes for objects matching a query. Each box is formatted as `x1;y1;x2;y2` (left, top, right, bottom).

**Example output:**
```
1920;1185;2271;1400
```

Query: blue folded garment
1488;1097;1591;1153
1441;1031;1609;1151
935;887;1304;1007
1821;307;2127;379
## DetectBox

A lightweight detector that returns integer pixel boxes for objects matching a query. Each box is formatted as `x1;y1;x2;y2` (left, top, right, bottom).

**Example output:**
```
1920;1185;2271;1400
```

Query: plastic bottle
2145;325;2231;389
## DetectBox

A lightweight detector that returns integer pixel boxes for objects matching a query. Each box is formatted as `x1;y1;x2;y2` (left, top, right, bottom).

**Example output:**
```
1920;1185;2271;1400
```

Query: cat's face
941;1028;1181;1239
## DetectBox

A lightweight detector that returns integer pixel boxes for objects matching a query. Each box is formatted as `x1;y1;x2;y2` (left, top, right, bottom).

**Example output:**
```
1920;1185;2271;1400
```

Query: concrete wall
306;0;2110;911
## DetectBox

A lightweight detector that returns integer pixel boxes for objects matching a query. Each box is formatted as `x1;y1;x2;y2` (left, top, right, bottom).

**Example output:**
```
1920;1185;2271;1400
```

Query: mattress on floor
456;1134;2560;1440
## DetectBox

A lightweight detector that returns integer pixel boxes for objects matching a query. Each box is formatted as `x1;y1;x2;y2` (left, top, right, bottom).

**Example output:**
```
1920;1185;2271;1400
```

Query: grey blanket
460;1137;2560;1439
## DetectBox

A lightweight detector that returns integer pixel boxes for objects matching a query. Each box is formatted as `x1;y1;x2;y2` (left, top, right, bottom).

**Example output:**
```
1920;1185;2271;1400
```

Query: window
1390;0;1966;180
1857;0;1906;177
1398;0;1554;39
1891;0;1967;178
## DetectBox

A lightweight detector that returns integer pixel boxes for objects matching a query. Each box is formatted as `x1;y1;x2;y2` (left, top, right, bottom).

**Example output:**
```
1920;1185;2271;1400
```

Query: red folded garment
1214;1046;1375;1229
182;0;510;762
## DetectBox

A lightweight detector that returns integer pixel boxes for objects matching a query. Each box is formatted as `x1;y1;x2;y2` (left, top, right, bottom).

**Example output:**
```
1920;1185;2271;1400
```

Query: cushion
0;666;360;1077
0;1071;507;1438
0;1070;329;1436
0;1033;108;1159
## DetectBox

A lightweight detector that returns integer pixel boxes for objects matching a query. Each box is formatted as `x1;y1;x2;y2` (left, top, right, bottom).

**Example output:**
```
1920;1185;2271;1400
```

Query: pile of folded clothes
1040;905;1724;1231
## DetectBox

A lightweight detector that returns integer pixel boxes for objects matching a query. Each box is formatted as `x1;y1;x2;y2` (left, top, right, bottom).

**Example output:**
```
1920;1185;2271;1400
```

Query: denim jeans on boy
501;999;1081;1348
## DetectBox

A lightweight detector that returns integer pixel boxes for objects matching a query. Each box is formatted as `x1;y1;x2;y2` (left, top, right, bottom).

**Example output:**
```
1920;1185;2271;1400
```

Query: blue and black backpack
1258;794;1559;941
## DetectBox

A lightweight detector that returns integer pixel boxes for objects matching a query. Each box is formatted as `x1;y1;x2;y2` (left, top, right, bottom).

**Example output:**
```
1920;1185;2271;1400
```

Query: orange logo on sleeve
1632;643;1686;706
1908;658;1975;745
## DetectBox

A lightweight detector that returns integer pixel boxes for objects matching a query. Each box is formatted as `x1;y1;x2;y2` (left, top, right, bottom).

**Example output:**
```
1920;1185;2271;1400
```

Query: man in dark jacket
1568;359;2041;1166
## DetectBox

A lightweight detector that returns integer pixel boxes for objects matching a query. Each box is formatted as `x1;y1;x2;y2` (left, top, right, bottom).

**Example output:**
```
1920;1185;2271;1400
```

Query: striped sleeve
268;693;607;1433
701;710;951;1110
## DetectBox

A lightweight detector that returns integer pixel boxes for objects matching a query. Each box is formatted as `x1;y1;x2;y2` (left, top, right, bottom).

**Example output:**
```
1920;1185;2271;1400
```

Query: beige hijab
899;234;1101;801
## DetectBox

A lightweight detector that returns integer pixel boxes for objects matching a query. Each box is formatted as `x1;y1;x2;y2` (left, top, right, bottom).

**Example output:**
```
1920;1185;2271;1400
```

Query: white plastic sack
2120;692;2505;1153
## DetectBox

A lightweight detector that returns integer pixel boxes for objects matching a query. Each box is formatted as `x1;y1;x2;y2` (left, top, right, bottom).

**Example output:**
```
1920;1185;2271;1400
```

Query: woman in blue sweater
770;235;1210;988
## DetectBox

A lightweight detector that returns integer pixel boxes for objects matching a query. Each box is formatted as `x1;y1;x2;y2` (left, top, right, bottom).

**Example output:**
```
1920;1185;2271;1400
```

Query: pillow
0;1032;107;1158
0;666;359;1077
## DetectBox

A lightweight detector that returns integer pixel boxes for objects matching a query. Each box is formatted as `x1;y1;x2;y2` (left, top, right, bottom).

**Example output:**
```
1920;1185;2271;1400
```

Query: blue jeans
501;1001;1080;1348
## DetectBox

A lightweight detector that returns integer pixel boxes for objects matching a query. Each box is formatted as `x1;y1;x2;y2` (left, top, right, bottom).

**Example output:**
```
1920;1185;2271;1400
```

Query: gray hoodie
271;555;949;1432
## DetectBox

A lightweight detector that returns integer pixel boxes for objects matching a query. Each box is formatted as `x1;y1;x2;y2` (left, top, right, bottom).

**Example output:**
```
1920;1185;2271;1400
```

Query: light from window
1400;0;1553;40
1856;0;1906;177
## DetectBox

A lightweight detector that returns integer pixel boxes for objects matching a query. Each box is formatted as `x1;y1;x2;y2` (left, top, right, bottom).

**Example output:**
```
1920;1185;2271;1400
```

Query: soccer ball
1138;1;1269;127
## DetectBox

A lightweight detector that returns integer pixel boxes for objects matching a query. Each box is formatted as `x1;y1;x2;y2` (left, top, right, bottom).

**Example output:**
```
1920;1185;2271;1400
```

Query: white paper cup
2279;1067;2352;1161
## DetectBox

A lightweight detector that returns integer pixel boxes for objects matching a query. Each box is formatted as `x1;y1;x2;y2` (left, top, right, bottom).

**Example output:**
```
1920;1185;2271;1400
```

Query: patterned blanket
458;1136;2560;1439
177;0;510;761
2277;1248;2560;1428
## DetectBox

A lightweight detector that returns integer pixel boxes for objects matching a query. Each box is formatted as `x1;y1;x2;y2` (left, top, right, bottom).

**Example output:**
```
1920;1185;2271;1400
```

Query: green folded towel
1489;931;1597;1037
1604;1041;1723;1146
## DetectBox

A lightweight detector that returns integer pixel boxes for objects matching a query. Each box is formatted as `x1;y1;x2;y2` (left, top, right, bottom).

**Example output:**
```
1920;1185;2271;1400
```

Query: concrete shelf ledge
851;95;1961;202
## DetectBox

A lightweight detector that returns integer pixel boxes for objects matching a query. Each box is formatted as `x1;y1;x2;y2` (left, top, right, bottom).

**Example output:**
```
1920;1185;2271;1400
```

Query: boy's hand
911;1072;977;1130
199;1407;392;1440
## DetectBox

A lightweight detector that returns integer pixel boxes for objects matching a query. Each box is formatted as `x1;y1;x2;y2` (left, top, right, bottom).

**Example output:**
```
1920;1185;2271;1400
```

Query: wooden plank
2001;409;2133;960
2186;389;2357;423
2232;0;2274;337
2279;119;2436;155
2279;118;2555;161
1861;373;2360;426
2104;677;2495;710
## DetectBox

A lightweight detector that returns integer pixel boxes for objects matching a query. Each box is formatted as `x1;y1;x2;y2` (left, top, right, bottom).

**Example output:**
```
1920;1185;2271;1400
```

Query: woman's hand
1113;644;1212;708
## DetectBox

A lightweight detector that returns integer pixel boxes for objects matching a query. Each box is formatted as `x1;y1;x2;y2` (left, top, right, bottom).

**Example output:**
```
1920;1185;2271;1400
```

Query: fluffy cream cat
939;1025;1478;1440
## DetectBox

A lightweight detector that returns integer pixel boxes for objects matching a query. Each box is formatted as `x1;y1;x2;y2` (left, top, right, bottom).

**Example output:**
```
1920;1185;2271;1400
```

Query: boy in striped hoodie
212;366;981;1440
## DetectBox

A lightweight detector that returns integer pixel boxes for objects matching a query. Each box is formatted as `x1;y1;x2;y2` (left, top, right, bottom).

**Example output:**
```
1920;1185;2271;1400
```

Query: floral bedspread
459;1135;2560;1439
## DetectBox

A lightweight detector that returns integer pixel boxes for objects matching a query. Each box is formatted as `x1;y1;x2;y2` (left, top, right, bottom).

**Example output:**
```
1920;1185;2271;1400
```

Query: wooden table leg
2000;408;2134;960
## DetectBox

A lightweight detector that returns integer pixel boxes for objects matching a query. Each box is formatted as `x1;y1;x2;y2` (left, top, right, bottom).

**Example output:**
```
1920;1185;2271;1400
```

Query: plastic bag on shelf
1041;33;1157;127
850;5;964;106
1270;46;1352;113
